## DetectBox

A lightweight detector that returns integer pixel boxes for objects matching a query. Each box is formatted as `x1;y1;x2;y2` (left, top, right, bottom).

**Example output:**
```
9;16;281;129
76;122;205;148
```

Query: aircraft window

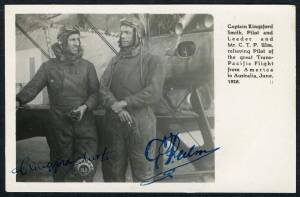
177;41;196;57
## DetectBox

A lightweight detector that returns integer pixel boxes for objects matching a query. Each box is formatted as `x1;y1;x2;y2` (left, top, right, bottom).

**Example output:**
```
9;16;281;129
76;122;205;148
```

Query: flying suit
16;45;100;182
99;46;165;182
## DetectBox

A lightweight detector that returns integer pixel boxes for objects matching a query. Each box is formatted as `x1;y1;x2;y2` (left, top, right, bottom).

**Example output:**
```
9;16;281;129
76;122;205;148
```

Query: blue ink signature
141;132;220;186
11;147;111;175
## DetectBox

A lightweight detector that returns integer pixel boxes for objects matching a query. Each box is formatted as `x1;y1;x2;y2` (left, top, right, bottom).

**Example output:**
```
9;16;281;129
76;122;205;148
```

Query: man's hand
73;104;88;121
16;100;20;110
111;100;127;114
118;110;133;124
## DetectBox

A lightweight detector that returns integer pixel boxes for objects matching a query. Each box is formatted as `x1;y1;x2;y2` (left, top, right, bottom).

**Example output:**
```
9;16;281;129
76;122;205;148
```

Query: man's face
66;34;80;55
120;25;134;48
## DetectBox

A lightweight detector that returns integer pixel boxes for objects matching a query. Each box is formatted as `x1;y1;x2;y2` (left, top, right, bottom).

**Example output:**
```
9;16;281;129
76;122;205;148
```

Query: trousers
102;108;156;182
46;108;98;182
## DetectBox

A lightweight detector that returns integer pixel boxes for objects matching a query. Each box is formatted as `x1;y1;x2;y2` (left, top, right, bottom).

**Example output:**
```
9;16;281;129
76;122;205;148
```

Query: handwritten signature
141;132;220;185
11;147;111;176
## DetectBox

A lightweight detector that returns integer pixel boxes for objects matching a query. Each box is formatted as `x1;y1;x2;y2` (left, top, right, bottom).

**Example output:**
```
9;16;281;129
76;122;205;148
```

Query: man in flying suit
99;17;165;182
16;26;100;182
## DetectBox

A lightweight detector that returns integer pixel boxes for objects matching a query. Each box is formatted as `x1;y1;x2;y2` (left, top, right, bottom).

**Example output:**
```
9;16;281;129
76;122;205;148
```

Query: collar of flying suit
118;45;141;58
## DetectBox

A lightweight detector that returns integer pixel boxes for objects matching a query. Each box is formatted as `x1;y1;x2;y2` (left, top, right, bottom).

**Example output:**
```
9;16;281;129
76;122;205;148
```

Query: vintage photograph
14;13;215;183
6;5;296;193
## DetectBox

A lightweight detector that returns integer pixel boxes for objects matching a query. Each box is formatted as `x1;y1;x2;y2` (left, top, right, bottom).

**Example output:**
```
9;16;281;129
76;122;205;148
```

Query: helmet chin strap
139;41;143;84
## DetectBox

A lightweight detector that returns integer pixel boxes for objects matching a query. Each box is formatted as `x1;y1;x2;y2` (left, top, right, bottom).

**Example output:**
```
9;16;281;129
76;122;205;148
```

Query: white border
5;5;296;193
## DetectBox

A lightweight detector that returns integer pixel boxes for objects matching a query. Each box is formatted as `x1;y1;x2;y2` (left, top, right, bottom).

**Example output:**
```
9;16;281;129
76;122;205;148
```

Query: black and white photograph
5;5;295;193
14;13;215;183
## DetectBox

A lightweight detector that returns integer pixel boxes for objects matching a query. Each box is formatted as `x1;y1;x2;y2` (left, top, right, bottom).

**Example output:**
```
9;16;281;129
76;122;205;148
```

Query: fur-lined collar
118;45;141;58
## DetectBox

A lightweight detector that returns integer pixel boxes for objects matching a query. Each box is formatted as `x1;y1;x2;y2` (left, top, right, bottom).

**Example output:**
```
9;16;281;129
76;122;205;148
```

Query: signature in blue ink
141;132;220;186
11;147;111;176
